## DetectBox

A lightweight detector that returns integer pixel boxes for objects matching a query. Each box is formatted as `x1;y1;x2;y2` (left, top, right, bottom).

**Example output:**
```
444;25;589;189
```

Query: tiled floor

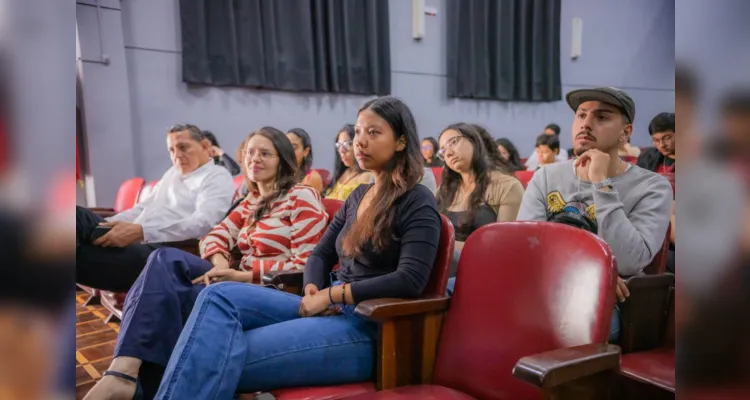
75;290;119;399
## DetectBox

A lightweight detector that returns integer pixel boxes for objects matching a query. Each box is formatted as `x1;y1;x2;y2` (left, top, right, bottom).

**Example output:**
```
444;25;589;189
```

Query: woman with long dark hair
286;128;324;193
421;137;443;167
324;124;372;200
471;124;513;172
496;137;525;171
436;123;524;294
150;97;441;397
84;127;328;400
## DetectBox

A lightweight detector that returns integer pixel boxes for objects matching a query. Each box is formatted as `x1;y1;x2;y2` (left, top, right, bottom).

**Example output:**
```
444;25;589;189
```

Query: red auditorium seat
430;167;443;186
88;177;145;218
269;222;619;400
661;173;675;196
233;175;245;190
315;169;332;188
322;199;343;222
622;155;638;164
514;170;534;188
617;288;675;396
256;215;455;400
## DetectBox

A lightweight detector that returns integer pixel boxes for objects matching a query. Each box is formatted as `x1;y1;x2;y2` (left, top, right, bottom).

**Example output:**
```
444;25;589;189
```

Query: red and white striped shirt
199;185;328;282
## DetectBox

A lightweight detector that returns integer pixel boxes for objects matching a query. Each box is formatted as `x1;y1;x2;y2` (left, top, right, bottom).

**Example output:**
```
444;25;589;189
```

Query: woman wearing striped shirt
84;127;327;400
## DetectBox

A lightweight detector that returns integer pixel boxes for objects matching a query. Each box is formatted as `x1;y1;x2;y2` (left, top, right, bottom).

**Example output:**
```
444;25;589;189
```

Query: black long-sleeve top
303;184;441;304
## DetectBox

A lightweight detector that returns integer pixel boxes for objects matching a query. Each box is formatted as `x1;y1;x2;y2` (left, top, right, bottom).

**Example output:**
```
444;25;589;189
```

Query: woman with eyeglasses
83;127;328;400
324;124;373;201
421;137;443;167
148;96;441;398
287;128;325;193
437;123;525;295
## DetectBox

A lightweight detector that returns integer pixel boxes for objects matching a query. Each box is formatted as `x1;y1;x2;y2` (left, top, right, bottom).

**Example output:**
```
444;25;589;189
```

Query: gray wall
77;0;675;205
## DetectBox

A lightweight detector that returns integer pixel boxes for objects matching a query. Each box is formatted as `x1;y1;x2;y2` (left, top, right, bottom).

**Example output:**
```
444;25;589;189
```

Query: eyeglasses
335;141;353;151
421;144;433;151
652;135;674;146
246;148;278;160
437;136;464;160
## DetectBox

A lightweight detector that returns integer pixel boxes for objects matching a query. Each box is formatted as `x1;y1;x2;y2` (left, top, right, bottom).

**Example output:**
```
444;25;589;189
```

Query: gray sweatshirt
517;160;672;276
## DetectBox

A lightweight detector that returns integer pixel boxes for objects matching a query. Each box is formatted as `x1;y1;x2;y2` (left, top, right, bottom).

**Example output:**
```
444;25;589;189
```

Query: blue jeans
609;305;621;343
155;282;377;398
114;247;212;398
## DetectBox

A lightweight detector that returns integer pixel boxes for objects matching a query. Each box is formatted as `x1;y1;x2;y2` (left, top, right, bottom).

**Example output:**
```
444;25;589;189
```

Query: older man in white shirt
76;124;234;292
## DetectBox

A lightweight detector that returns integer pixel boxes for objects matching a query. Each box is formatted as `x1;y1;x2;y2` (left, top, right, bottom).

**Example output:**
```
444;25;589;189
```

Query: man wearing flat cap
517;87;673;313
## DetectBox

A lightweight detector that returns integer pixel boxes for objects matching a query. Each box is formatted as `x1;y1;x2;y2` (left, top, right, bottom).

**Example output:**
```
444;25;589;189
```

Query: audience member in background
76;124;234;293
324;124;373;201
437;123;524;294
203;130;242;176
421;137;443;167
496;137;525;171
230;136;250;204
636;112;675;173
472;124;513;170
83;127;328;400
534;133;562;170
152;96;440;398
517;87;672;341
287;128;324;193
618;135;641;158
524;123;568;170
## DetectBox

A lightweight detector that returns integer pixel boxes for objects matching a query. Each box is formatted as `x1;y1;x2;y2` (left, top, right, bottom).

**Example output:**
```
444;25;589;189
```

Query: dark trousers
76;206;160;292
114;248;212;399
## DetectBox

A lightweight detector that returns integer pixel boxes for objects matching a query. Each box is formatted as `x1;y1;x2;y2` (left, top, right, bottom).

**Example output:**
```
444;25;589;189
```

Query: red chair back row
432;222;617;399
233;175;245;191
430;167;443;187
514;170;535;188
314;169;332;188
113;177;145;212
321;199;343;223
642;222;672;275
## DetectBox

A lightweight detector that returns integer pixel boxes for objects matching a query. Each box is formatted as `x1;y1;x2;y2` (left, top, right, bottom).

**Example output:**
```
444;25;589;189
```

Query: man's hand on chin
92;221;144;248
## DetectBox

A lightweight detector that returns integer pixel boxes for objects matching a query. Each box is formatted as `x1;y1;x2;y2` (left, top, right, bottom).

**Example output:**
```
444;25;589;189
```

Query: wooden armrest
355;295;450;322
513;343;621;389
163;239;200;256
619;273;675;353
262;270;304;293
89;207;116;218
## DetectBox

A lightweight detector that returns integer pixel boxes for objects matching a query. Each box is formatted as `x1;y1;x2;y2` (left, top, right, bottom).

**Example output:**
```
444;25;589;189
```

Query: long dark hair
245;127;299;226
422;137;439;162
286;128;314;183
436;123;492;225
341;97;424;257
496;137;524;171
471;124;512;174
326;124;361;193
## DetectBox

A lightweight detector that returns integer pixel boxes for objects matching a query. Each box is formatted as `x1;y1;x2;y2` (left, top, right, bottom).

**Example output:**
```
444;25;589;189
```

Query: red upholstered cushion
269;382;376;400
345;385;475;400
113;177;145;212
322;199;343;223
620;348;675;393
431;222;617;400
513;170;534;188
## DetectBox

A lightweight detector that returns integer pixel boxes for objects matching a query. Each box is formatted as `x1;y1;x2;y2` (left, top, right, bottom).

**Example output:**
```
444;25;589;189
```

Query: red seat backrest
514;170;535;188
322;199;343;223
642;222;671;275
432;222;617;399
233;175;245;191
137;180;159;204
315;169;332;188
113;177;145;212
423;214;455;296
622;155;638;164
520;157;527;165
430;167;443;187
